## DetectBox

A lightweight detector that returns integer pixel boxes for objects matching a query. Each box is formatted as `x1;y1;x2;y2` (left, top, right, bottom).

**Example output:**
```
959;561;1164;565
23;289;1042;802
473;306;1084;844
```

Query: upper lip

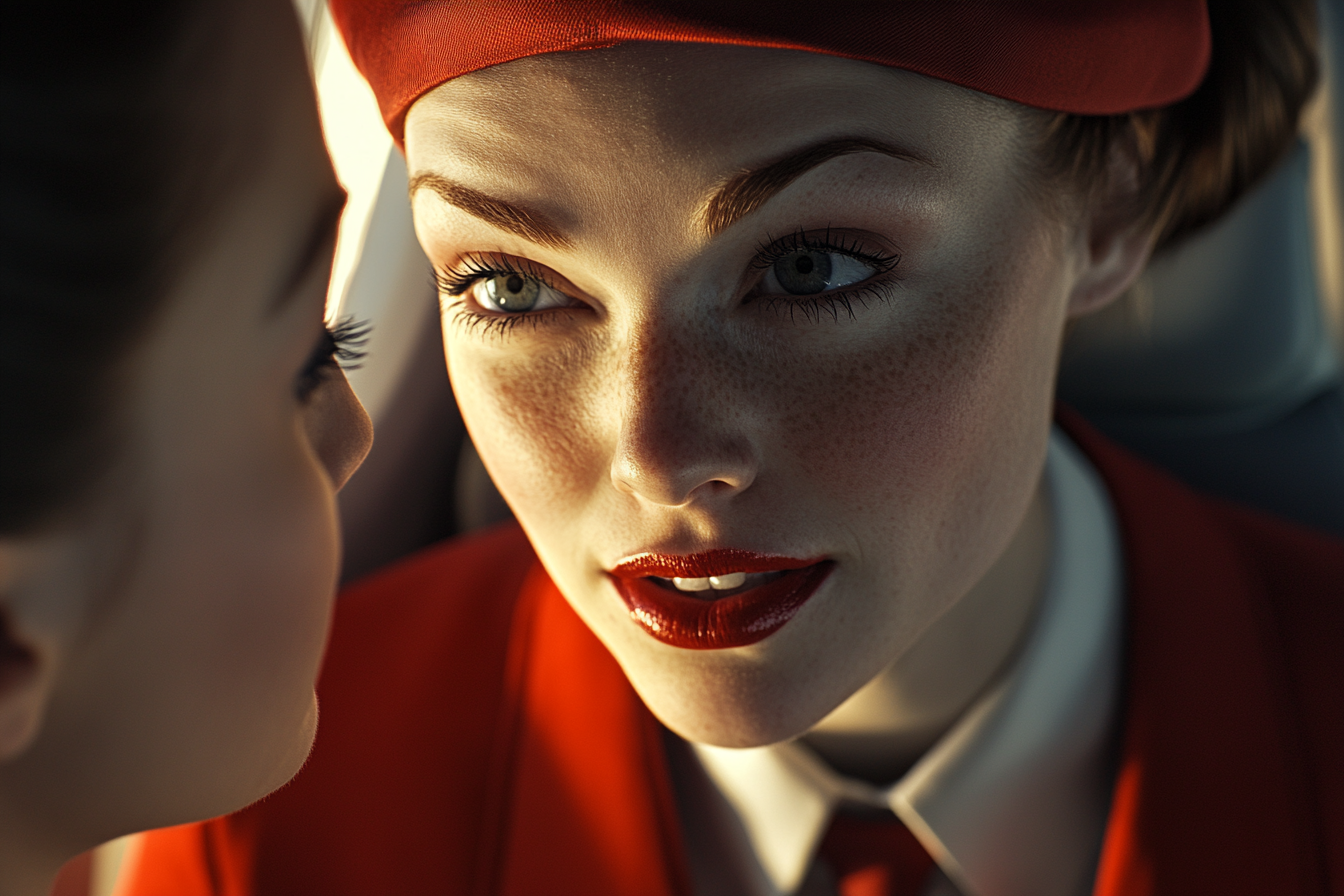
608;549;825;579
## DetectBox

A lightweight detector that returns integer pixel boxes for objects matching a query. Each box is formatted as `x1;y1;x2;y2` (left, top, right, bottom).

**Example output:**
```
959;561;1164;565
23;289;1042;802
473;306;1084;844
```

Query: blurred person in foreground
0;2;372;894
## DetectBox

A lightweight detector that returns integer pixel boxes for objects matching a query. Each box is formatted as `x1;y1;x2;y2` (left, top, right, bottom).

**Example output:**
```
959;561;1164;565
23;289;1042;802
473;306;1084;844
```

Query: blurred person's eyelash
295;317;370;401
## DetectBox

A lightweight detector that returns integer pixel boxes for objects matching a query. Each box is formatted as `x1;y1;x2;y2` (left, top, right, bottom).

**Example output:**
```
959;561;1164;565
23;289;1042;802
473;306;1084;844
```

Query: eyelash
435;256;565;339
433;229;902;336
295;317;370;401
748;228;901;323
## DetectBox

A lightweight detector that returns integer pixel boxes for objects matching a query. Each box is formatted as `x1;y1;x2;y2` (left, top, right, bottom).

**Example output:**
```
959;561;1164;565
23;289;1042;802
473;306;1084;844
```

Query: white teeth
708;572;747;590
671;572;748;592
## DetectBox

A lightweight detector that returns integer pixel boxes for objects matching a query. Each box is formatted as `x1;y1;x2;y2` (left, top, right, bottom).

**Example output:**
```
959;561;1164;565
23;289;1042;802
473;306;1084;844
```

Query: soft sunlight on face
405;45;1105;747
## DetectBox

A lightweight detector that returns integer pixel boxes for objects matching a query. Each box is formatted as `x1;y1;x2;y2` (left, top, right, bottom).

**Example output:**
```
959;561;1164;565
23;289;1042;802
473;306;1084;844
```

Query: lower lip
608;562;835;650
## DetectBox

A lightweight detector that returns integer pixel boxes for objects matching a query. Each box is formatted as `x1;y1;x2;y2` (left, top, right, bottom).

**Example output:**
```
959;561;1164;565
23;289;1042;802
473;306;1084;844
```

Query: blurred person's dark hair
0;0;249;532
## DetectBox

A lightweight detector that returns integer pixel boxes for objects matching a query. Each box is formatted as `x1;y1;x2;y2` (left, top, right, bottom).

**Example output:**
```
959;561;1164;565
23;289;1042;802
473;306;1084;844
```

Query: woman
125;2;1342;895
0;1;371;894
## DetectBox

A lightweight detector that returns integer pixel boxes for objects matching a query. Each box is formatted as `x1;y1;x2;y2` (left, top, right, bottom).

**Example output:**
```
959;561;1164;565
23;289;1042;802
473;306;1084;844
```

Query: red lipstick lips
607;549;834;650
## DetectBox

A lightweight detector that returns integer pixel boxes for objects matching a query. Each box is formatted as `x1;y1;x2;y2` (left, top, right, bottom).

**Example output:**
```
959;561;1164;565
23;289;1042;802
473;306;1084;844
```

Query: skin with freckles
0;2;372;893
405;44;1150;762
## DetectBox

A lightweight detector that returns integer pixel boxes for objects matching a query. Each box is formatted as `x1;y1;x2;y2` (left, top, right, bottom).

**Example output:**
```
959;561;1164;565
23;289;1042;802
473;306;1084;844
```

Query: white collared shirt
685;429;1124;896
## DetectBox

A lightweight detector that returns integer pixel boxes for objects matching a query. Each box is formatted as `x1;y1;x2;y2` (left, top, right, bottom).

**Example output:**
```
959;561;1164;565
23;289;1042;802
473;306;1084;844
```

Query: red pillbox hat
331;1;1211;145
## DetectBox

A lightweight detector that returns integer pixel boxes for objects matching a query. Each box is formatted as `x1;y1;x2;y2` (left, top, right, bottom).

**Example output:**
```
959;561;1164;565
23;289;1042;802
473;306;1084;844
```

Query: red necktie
818;810;937;896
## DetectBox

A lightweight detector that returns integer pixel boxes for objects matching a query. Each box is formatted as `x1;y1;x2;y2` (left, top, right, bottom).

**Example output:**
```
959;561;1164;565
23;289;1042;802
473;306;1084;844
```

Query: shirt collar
692;428;1124;896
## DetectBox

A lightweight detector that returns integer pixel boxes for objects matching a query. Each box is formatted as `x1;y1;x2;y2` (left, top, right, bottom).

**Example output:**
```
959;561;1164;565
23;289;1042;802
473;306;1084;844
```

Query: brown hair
1037;0;1319;253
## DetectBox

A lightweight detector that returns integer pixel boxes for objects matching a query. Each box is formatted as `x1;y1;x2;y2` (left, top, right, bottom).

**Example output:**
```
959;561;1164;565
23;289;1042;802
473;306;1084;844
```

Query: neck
0;835;68;896
803;481;1052;784
0;780;101;896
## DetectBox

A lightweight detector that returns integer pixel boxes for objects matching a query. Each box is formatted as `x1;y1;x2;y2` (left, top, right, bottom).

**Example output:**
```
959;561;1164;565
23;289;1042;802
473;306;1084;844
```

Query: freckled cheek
449;344;611;525
766;276;1056;528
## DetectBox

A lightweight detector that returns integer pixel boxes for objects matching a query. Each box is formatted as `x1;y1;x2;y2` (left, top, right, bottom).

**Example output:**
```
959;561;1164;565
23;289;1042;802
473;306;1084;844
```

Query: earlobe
0;551;53;763
1065;141;1156;319
0;640;44;762
1066;221;1153;319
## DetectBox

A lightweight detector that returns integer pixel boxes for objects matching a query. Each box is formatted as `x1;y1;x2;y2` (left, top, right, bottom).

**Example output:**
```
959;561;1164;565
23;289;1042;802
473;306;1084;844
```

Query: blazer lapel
1062;413;1325;896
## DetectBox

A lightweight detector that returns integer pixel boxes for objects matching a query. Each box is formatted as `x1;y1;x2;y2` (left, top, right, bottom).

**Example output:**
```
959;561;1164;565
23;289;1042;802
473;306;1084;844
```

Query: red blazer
123;416;1344;895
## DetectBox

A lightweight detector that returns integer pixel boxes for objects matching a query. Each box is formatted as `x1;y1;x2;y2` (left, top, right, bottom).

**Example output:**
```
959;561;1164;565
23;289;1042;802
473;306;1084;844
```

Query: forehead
156;0;341;322
404;43;1027;190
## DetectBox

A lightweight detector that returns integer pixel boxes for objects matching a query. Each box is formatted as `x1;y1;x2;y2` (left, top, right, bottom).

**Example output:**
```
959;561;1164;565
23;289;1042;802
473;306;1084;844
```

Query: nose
305;371;373;491
608;333;757;507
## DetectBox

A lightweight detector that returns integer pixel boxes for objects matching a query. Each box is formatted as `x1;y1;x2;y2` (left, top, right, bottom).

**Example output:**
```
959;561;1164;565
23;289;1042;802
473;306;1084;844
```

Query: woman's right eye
470;272;569;314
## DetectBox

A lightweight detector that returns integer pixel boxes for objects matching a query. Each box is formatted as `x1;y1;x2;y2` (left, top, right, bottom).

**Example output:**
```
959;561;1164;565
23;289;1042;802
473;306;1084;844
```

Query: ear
0;547;54;762
1065;141;1156;319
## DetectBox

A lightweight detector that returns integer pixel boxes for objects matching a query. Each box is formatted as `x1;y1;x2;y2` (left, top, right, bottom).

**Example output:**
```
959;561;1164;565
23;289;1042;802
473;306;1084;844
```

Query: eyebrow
272;188;347;314
407;136;932;251
700;137;935;236
407;173;573;250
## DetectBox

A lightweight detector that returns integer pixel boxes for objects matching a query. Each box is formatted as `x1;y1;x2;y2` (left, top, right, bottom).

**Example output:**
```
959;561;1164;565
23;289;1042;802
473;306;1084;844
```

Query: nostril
610;456;756;507
607;387;757;505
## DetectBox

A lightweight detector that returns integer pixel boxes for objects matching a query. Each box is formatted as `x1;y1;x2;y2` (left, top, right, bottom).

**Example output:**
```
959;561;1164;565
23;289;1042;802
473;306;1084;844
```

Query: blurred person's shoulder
334;520;536;652
1061;406;1342;663
120;523;544;896
322;518;537;703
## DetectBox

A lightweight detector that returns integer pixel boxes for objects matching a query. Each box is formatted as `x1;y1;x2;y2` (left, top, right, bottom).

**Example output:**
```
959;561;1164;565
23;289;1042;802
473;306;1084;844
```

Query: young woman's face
0;0;371;851
406;45;1101;747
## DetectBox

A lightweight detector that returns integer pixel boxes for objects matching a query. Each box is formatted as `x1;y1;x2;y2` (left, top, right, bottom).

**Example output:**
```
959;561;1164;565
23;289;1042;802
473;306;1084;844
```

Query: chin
219;693;322;820
632;659;844;749
264;694;320;791
88;694;320;846
655;701;824;749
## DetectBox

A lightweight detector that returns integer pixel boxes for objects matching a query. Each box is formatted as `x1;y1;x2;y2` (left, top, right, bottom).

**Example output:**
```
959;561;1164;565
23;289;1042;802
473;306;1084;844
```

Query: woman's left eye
471;272;569;313
758;249;879;296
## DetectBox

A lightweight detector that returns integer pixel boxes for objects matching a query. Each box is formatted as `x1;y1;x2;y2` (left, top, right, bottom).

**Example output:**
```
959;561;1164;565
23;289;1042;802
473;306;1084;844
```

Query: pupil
485;273;541;311
774;250;832;295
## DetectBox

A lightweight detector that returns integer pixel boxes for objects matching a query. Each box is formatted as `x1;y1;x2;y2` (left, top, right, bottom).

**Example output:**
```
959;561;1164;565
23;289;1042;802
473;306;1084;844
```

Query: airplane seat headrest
1058;132;1344;536
1059;140;1338;430
1057;0;1344;538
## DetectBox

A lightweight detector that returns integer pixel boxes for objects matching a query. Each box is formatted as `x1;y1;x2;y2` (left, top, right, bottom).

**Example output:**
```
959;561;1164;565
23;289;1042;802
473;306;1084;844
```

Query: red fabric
819;812;937;896
1058;408;1344;896
330;0;1212;145
488;562;691;895
121;416;1344;895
